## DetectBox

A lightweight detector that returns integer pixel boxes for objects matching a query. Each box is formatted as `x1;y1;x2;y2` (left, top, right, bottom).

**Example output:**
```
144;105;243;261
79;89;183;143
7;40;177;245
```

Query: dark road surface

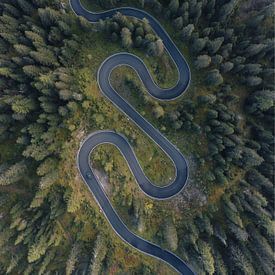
70;0;194;274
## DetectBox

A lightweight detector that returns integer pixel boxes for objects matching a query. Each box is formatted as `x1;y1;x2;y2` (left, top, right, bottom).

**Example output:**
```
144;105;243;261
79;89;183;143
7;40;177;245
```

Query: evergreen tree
173;16;183;30
244;44;266;58
246;90;273;115
195;55;211;69
66;243;80;275
220;62;234;73
30;48;58;66
169;0;179;15
229;245;255;274
27;236;48;263
17;0;35;15
207;37;224;54
0;161;27;186
11;97;37;115
121;27;133;49
197;240;215;275
245;76;263;86
219;0;238;22
181;24;194;41
192;37;207;54
88;234;107;275
205;69;224;86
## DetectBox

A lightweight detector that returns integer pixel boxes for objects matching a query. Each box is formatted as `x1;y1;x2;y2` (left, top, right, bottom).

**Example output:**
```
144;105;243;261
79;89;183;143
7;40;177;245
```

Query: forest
0;0;274;274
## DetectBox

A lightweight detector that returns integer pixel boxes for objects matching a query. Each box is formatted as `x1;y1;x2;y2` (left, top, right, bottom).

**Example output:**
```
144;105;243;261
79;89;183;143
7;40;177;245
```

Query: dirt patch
94;168;112;195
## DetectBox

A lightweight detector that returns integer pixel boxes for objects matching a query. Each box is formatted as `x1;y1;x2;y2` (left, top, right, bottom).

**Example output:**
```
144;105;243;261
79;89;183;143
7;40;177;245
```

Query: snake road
70;0;194;274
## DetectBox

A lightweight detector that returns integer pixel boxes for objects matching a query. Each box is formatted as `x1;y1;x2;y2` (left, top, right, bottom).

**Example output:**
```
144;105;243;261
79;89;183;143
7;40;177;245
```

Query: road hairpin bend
70;0;194;274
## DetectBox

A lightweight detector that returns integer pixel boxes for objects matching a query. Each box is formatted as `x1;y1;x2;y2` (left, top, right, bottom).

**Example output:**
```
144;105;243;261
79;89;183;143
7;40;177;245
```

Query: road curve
70;0;194;274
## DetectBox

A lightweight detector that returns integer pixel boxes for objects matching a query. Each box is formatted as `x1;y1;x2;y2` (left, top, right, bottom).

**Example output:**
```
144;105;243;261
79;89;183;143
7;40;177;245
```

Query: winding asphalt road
71;0;194;274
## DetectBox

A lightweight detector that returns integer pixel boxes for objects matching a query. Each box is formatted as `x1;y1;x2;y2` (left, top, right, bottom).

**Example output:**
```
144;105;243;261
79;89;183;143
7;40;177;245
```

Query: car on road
86;172;93;180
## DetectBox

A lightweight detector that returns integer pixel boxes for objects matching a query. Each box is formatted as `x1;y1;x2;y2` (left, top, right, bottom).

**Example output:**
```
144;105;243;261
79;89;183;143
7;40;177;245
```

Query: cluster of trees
0;0;114;274
198;85;264;184
238;6;274;220
99;12;164;56
0;187;66;273
161;0;273;273
178;178;273;274
141;0;273;90
166;99;201;132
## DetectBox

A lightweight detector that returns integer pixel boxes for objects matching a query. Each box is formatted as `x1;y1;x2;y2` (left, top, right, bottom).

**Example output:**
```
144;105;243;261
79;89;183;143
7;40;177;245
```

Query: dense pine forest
0;0;274;274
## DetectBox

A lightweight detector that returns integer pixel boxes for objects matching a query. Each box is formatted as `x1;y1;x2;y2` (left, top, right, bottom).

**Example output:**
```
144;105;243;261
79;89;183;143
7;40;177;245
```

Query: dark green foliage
17;0;35;15
168;0;179;15
191;37;207;54
211;54;223;65
246;169;273;194
246;90;274;116
238;147;264;169
243;63;262;75
101;12;163;56
244;43;266;58
207;37;224;55
173;16;183;30
181;24;194;41
0;1;94;272
220;62;234;73
245;76;263;86
205;69;223;86
218;0;238;23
